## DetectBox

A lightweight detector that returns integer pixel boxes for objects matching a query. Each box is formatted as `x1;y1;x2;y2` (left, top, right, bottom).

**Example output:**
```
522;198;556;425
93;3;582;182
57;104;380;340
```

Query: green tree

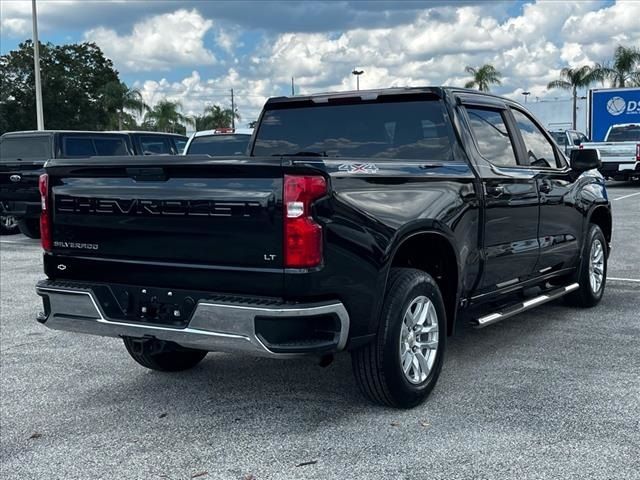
100;81;147;130
592;45;640;88
144;100;194;133
191;104;239;131
547;65;601;130
0;40;120;133
464;65;502;92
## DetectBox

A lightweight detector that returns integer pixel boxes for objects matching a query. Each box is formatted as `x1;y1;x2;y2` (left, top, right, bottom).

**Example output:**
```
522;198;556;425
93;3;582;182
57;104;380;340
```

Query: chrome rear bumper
36;280;349;358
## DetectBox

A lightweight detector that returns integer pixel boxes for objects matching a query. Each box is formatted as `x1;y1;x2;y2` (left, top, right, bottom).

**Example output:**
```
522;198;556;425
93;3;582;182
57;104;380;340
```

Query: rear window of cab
253;99;454;161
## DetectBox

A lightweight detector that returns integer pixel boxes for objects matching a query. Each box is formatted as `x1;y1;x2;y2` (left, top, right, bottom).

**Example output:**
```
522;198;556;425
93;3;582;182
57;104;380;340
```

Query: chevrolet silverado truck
581;123;640;181
0;130;187;237
35;87;612;408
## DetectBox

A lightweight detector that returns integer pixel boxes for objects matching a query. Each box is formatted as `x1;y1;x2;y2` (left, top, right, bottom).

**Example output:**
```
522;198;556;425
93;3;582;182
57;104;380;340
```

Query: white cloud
1;17;30;37
135;70;273;126
84;9;216;72
90;1;639;125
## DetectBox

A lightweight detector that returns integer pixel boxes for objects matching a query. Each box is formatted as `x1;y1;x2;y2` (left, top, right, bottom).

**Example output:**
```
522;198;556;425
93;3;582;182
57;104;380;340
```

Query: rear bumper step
472;283;579;328
36;280;349;358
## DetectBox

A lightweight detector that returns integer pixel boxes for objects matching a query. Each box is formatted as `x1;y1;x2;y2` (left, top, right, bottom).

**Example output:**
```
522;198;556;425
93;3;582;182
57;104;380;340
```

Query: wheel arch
385;226;461;336
586;205;612;254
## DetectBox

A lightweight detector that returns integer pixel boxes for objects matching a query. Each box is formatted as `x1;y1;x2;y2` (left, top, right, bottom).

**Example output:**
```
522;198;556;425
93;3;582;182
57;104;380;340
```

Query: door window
139;136;172;154
175;139;187;154
511;109;559;168
94;138;129;155
63;137;95;157
465;107;518;167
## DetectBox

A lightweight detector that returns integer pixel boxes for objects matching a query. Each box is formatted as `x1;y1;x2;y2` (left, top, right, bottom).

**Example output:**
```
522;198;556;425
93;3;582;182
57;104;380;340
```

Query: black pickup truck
35;88;611;408
0;130;187;236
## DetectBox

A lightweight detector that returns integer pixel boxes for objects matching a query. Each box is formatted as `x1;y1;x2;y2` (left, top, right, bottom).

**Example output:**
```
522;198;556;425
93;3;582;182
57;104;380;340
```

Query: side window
511;109;559;168
94;138;129;156
175;139;187;154
465;107;518;167
63;137;95;157
139;136;172;155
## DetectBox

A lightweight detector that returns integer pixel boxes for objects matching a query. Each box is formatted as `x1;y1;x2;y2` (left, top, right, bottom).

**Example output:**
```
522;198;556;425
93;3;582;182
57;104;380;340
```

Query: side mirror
573;139;582;146
570;148;601;172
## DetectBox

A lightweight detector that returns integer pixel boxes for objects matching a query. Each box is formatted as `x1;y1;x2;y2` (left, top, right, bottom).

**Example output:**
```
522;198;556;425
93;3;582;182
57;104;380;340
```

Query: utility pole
230;88;235;129
32;0;44;130
291;77;295;96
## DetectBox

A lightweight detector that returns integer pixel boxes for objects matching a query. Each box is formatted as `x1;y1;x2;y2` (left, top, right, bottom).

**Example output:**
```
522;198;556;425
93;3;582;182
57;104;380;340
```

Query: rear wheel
352;268;446;408
0;215;19;235
565;224;607;307
18;219;40;239
123;337;207;372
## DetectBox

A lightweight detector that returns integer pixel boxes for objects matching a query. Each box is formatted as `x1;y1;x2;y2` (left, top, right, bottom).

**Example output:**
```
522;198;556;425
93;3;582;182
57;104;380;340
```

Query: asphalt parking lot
1;181;639;480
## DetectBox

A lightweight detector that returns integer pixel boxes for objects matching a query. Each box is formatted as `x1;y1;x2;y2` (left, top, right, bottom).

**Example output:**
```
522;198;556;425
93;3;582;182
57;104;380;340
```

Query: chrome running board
472;283;580;328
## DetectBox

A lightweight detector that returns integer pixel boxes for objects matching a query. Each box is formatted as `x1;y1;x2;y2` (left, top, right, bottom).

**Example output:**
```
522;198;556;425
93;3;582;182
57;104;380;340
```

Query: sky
1;0;638;126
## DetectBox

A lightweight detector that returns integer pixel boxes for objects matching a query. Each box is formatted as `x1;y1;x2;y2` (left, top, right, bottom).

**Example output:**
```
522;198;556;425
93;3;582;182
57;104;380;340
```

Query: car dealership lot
1;182;639;480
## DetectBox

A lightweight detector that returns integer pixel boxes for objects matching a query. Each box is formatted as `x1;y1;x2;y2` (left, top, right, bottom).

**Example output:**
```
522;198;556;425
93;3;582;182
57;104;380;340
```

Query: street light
522;91;530;103
352;69;364;91
32;0;44;129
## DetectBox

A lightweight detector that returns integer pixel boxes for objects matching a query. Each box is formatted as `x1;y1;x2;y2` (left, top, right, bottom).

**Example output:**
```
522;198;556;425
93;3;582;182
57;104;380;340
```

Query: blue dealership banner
589;87;640;141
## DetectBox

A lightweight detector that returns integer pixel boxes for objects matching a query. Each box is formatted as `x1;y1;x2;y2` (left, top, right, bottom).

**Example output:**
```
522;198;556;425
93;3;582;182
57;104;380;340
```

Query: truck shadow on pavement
76;297;600;428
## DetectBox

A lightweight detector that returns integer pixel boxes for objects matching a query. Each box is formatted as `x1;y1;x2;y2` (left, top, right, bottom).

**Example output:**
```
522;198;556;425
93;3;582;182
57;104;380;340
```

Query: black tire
123;337;207;372
18;219;40;239
0;215;20;235
565;224;607;307
352;268;447;408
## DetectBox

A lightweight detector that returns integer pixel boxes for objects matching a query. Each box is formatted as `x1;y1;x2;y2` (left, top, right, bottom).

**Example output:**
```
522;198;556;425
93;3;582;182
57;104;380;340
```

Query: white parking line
613;192;640;201
608;277;640;283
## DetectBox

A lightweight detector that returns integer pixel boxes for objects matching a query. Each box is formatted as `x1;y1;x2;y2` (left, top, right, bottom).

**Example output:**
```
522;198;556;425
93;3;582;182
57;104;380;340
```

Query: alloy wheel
399;295;439;385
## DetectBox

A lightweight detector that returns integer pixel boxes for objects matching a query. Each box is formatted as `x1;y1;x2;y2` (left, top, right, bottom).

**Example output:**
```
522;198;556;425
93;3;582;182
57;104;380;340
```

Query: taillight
39;174;52;252
636;144;640;162
283;175;327;268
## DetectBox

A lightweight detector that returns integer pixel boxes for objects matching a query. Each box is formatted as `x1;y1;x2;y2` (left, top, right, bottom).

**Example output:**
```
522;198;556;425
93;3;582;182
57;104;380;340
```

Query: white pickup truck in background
581;123;640;181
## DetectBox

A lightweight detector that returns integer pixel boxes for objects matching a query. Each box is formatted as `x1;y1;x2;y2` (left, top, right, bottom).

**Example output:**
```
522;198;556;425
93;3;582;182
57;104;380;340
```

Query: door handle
485;185;505;197
539;182;552;194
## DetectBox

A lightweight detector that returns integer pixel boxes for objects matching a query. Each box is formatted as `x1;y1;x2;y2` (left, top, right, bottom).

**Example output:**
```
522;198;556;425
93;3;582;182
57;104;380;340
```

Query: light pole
32;0;44;130
522;91;530;104
352;69;364;91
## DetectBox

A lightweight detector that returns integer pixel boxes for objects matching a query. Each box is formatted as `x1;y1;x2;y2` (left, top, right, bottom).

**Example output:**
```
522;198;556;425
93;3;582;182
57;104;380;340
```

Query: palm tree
592;45;640;88
100;81;147;130
191;105;240;131
547;65;600;130
464;65;502;92
144;100;194;133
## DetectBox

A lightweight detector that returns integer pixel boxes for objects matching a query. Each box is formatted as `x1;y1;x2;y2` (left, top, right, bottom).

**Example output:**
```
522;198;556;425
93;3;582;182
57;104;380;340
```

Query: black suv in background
0;130;187;236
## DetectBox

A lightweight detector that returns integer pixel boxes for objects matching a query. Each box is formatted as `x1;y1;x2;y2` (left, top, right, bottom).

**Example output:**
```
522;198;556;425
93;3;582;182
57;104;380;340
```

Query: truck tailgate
46;155;284;294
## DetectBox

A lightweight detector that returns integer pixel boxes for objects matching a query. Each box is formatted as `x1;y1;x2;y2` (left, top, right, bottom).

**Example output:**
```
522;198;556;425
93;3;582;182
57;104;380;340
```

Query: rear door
462;103;540;292
509;107;582;273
